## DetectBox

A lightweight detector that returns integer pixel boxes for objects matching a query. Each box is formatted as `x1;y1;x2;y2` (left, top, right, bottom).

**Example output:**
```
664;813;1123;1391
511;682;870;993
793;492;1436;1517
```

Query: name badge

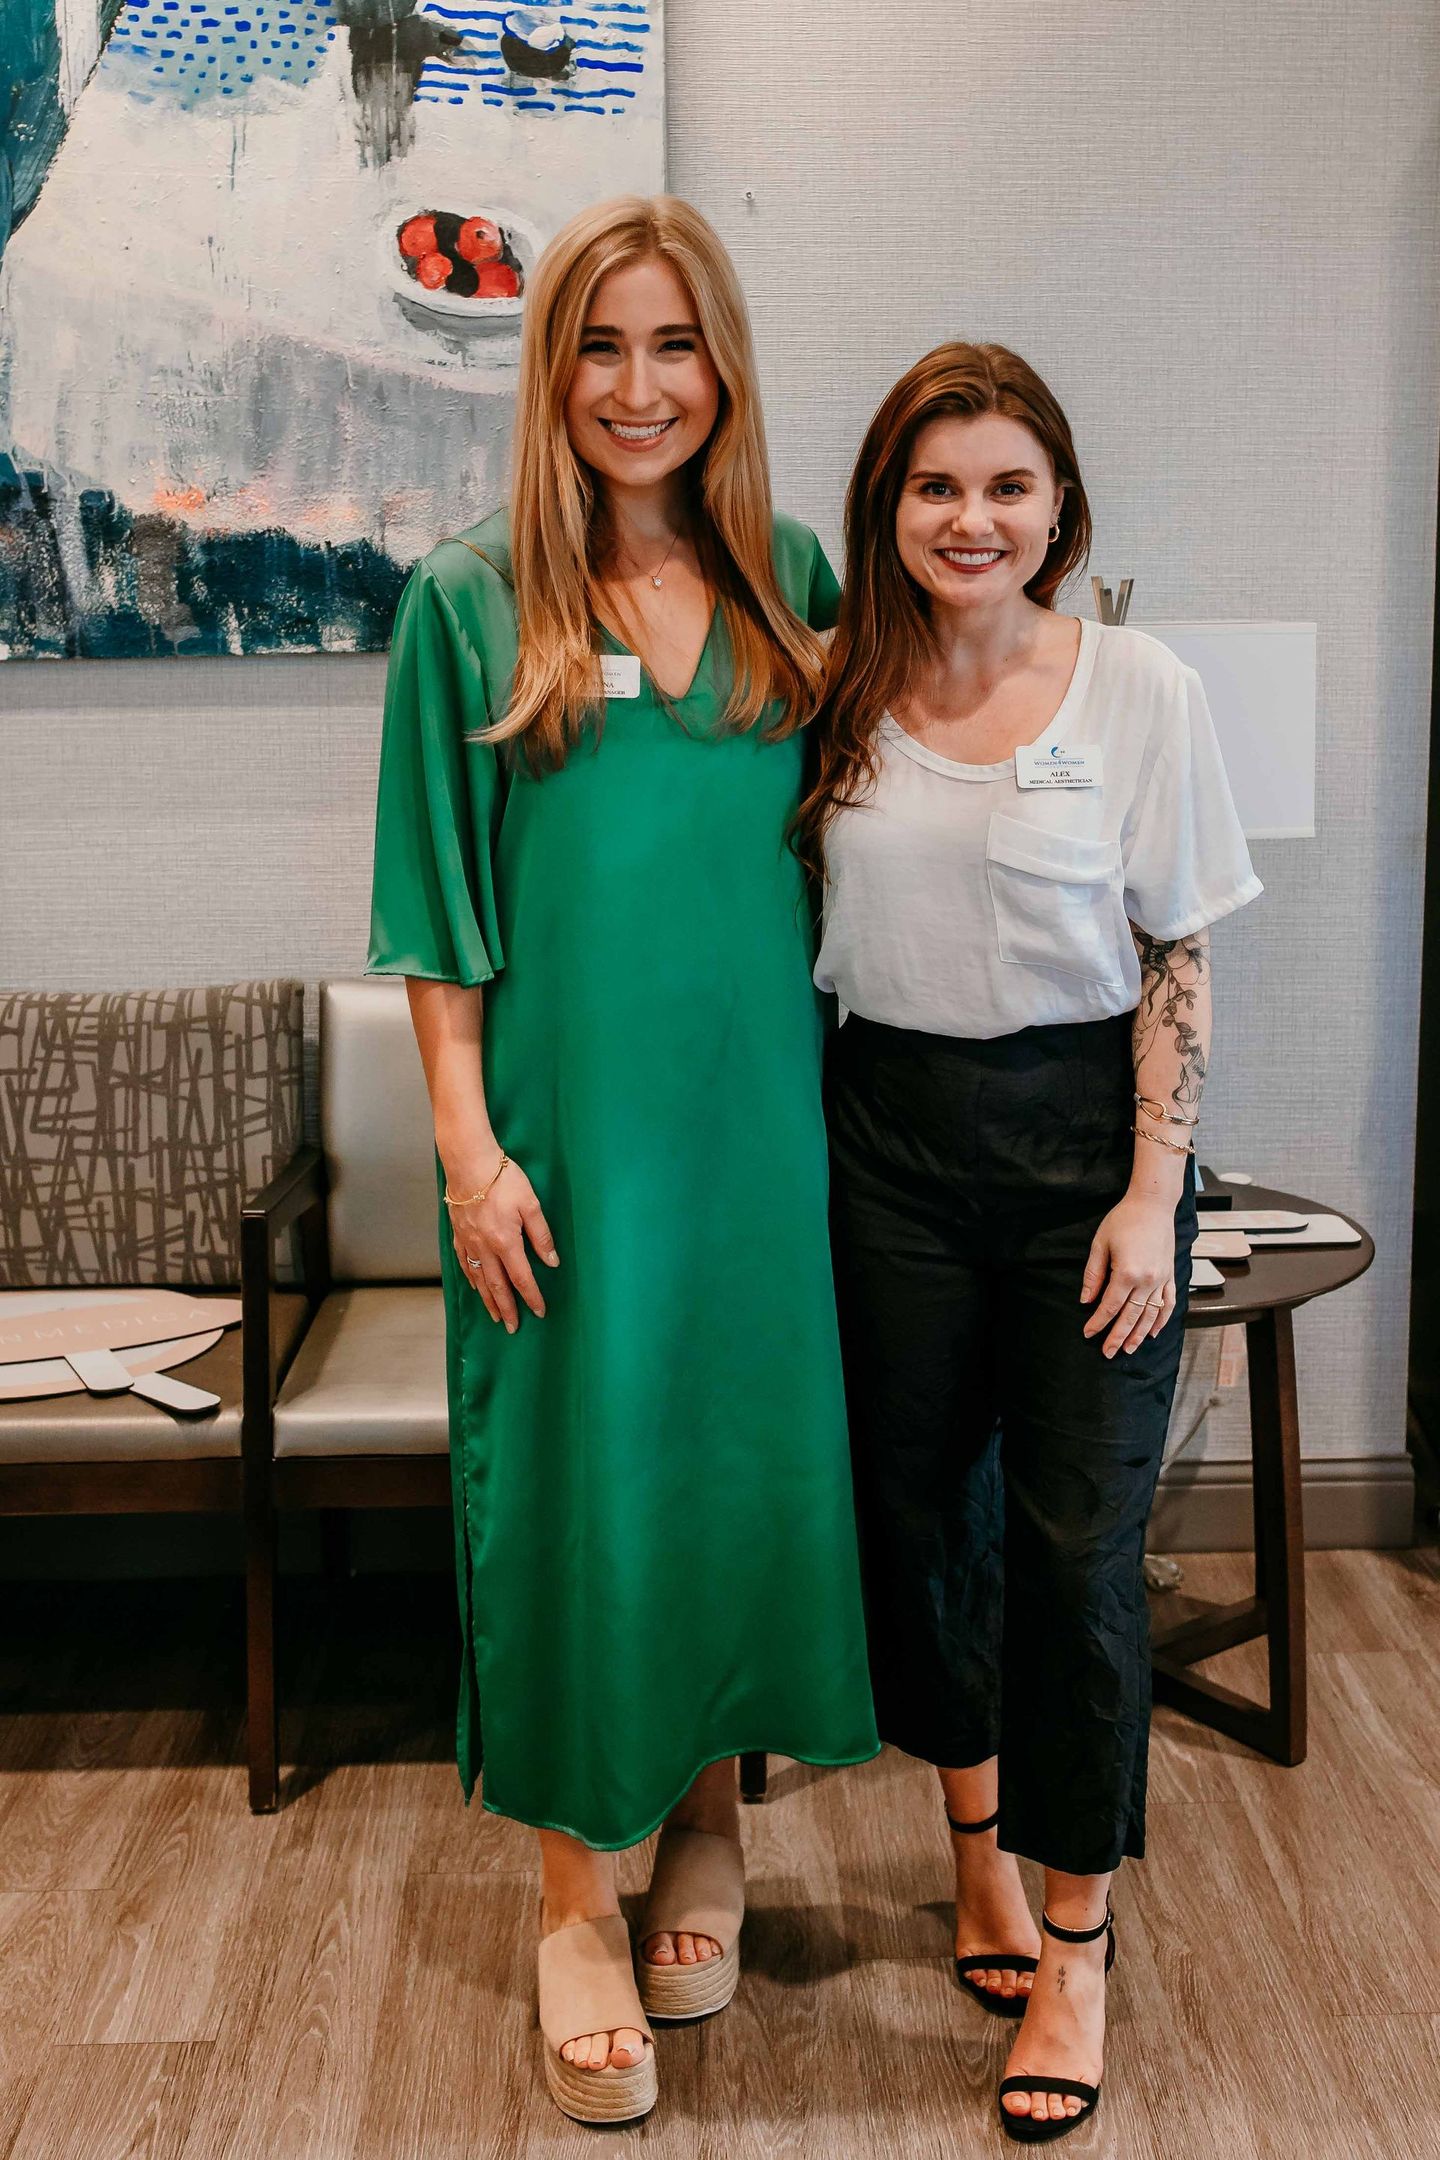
1014;742;1103;790
600;654;641;700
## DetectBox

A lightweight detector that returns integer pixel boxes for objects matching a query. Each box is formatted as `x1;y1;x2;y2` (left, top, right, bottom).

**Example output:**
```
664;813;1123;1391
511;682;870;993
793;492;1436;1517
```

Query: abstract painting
0;0;664;658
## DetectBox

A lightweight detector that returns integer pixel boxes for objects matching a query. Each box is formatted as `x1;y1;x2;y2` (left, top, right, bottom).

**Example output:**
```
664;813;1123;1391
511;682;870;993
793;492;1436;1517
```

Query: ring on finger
465;1253;482;1271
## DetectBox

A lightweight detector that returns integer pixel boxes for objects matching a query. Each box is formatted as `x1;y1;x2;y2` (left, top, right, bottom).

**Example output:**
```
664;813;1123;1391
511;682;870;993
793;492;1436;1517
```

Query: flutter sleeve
365;561;506;986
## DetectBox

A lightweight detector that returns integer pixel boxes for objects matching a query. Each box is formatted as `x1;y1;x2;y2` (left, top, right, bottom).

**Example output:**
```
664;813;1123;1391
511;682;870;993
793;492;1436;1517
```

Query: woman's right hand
447;1157;559;1331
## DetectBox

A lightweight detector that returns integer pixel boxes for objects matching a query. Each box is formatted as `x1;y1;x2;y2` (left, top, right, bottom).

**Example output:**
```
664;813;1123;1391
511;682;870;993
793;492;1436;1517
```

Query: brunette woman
798;343;1260;2144
366;196;877;2126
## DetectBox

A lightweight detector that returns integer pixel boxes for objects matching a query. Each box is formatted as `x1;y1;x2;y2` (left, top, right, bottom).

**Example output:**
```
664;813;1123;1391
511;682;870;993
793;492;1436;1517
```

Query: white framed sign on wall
1133;621;1318;840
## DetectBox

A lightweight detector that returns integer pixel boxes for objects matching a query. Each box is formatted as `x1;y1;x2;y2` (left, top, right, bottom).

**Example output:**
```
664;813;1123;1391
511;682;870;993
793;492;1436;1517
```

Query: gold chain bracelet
1133;1122;1193;1157
1134;1092;1199;1129
443;1149;510;1208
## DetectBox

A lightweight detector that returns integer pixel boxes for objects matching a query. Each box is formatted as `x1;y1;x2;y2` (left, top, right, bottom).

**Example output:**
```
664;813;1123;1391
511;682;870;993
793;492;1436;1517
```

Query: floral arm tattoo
1131;925;1212;1123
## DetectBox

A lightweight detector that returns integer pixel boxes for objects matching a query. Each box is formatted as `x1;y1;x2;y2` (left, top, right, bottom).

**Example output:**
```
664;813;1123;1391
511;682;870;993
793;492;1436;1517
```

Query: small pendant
651;575;663;588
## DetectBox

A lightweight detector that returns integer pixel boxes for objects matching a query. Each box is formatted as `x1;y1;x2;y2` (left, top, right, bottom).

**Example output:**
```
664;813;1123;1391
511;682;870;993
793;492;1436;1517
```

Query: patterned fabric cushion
0;982;304;1288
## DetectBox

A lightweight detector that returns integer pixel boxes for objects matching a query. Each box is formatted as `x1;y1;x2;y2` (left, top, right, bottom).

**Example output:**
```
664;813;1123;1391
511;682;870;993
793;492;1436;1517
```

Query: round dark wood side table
1149;1179;1374;1766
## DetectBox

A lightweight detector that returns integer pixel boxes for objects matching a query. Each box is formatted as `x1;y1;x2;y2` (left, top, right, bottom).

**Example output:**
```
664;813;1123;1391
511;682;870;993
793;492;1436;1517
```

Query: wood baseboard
1151;1452;1416;1551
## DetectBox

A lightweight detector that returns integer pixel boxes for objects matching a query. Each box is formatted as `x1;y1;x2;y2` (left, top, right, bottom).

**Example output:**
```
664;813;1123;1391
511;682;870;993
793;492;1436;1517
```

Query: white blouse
814;617;1262;1040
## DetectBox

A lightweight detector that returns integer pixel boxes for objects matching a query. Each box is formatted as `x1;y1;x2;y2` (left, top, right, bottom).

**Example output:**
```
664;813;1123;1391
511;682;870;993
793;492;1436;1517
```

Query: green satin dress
366;508;879;1847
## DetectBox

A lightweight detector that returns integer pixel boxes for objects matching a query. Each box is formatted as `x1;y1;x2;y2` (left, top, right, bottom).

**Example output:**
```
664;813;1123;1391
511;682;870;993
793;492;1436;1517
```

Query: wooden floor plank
1320;2011;1440;2153
56;1766;280;2046
352;1872;531;2160
175;1760;420;2160
405;1766;535;1881
5;2042;212;2160
0;1714;173;1896
0;1894;92;2159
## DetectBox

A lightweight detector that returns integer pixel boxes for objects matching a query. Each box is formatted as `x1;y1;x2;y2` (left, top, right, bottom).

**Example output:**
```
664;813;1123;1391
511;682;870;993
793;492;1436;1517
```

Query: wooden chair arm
241;1145;328;1460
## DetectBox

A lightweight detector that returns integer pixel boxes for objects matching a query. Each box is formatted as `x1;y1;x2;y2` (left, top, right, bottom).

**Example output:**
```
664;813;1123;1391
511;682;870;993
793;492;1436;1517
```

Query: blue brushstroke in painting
106;0;336;106
416;0;649;115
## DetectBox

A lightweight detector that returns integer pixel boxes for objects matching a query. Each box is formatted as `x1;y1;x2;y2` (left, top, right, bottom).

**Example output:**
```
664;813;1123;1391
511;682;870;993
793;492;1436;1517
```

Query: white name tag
1014;742;1103;790
600;654;641;699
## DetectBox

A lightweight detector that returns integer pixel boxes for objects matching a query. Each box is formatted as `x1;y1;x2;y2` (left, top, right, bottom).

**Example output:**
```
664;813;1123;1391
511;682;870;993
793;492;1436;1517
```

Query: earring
1048;518;1061;542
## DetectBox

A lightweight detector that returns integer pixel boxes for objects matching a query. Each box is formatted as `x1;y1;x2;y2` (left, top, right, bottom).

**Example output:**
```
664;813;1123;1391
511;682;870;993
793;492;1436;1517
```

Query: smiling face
895;412;1065;615
562;254;722;497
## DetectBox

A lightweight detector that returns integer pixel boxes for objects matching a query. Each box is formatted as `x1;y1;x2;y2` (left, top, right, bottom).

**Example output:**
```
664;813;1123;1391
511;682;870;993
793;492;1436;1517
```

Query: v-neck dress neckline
596;603;723;707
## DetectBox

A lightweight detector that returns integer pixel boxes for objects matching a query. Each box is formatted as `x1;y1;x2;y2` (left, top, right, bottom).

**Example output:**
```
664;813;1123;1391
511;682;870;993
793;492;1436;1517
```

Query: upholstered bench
244;977;449;1811
0;982;305;1618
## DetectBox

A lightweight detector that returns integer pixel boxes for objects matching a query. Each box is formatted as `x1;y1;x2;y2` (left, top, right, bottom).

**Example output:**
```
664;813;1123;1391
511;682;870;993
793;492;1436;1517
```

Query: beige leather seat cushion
273;1286;448;1457
0;1294;309;1463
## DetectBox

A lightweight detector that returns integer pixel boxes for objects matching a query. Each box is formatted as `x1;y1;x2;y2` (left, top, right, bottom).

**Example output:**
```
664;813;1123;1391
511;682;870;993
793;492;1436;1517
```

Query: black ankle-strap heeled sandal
945;1808;1040;2021
997;1905;1115;2144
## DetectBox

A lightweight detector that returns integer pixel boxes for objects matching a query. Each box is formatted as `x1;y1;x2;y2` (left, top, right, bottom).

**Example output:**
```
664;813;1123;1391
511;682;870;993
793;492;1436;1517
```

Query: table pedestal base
1150;1305;1307;1766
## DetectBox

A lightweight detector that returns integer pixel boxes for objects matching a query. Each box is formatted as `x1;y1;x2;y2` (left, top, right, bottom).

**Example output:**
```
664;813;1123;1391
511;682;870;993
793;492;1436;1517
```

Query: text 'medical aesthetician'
798;342;1261;2144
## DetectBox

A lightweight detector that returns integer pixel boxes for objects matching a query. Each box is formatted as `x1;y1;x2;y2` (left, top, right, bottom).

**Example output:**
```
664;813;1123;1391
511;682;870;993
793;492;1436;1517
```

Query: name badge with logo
600;654;642;700
1014;742;1103;790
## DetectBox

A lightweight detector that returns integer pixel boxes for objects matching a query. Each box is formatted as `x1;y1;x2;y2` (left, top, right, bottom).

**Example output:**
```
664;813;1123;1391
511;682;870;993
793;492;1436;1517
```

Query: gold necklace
619;527;682;589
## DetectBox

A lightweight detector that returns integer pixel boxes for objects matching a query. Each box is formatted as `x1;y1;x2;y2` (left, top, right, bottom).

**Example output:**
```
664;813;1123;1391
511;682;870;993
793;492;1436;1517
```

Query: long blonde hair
483;194;826;770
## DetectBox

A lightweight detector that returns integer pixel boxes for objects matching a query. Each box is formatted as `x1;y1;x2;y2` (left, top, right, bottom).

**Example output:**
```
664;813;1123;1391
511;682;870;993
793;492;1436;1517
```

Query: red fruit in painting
475;260;521;298
416;252;452;290
398;215;438;259
456;216;503;264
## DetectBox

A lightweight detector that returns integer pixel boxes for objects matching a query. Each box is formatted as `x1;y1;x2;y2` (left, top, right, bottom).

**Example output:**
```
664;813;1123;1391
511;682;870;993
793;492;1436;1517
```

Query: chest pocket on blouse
985;810;1128;986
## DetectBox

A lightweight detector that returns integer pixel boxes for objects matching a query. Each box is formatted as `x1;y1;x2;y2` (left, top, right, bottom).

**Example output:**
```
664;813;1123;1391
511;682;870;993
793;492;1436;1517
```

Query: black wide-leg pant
826;1010;1198;1877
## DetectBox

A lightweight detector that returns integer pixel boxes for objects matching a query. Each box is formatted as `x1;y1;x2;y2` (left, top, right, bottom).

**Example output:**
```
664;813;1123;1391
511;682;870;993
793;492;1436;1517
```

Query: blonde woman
366;195;878;2124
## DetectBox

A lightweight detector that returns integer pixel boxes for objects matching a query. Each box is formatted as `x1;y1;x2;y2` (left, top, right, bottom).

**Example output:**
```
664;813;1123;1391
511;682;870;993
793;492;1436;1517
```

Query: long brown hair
481;194;826;770
792;341;1092;879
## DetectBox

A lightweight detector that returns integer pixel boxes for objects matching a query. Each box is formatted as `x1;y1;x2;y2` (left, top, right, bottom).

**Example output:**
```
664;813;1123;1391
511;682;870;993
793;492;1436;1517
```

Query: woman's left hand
1080;1192;1179;1357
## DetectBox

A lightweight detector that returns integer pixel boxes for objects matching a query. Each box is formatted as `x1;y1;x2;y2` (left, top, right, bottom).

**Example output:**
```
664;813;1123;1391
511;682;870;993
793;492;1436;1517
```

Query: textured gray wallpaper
2;0;1435;1471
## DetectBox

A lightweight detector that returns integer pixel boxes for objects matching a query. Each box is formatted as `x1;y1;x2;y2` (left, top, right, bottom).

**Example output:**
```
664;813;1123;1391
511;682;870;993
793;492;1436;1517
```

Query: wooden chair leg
245;1496;280;1813
739;1751;768;1803
1247;1306;1307;1764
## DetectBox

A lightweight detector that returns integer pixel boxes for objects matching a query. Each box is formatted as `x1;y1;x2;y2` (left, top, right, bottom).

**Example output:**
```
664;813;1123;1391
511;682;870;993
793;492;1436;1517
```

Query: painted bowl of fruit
381;207;538;323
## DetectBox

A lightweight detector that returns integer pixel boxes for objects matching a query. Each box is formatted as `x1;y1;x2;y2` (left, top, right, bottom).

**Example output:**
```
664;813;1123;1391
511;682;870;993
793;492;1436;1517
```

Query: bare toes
645;1933;676;1965
610;2028;645;2069
1002;2091;1030;2117
677;1932;696;1965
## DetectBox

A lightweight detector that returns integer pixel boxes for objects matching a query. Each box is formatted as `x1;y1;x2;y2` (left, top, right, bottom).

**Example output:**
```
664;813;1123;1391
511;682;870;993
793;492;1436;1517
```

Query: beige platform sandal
537;1915;657;2125
637;1825;745;2021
